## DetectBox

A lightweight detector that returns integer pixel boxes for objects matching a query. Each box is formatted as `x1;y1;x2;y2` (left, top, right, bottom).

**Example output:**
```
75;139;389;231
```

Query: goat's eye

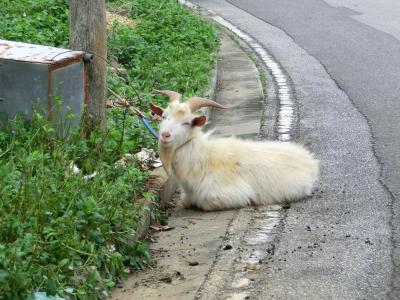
162;115;167;119
182;122;190;126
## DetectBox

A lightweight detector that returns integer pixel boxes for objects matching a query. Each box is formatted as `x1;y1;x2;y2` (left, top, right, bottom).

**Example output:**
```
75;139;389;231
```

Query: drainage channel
211;15;295;142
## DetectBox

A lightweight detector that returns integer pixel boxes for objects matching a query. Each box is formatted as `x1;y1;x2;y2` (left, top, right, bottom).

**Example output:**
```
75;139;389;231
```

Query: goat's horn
186;97;229;112
153;89;182;103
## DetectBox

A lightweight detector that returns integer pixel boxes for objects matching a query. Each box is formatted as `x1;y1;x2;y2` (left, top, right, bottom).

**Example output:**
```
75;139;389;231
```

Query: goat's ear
191;115;207;127
149;103;164;116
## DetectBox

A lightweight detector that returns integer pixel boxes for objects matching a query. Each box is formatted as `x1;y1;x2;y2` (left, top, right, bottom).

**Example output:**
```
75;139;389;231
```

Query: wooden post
69;0;107;128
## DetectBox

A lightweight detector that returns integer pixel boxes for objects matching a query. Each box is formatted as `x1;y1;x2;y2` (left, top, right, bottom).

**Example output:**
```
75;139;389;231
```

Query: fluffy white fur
150;98;319;211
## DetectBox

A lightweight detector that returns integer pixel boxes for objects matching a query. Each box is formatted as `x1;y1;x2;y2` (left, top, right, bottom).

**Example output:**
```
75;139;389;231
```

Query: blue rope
140;117;159;140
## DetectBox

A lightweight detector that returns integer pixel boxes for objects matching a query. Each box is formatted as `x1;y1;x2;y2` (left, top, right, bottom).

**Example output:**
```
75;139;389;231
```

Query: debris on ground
159;271;185;284
115;154;135;168
115;149;160;170
106;11;136;28
243;263;257;271
135;148;161;170
66;162;98;180
66;147;162;184
150;223;174;232
223;244;233;250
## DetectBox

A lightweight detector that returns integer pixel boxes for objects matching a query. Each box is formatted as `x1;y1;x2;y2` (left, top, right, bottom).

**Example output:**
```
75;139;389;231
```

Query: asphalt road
192;0;400;299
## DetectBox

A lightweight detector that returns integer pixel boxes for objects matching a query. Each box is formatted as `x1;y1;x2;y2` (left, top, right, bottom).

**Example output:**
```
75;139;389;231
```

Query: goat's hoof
181;200;192;209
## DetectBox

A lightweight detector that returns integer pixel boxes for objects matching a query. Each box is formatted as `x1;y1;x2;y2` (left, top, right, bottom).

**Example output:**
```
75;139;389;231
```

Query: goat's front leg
180;191;193;209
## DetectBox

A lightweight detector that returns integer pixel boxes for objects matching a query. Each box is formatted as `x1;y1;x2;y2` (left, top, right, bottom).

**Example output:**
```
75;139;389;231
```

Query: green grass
0;0;218;299
0;0;69;48
107;0;218;97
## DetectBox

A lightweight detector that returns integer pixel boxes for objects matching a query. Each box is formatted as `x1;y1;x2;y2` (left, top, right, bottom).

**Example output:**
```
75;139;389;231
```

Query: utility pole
69;0;107;128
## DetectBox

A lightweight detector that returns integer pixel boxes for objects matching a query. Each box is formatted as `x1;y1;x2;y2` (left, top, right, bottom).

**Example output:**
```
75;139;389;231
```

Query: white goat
150;90;319;211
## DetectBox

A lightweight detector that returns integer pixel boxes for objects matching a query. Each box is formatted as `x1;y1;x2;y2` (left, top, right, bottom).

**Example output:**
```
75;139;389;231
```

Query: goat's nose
161;131;171;139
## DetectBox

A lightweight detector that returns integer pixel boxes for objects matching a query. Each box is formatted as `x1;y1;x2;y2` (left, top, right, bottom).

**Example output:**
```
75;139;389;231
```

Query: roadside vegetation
0;0;218;299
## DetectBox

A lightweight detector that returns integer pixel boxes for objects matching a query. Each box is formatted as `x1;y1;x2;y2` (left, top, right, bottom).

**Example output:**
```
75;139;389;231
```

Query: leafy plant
0;0;69;47
107;0;219;98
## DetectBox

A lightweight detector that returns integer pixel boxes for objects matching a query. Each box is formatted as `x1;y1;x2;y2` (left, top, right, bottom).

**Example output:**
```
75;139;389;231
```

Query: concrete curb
126;168;167;244
126;202;153;244
204;59;218;101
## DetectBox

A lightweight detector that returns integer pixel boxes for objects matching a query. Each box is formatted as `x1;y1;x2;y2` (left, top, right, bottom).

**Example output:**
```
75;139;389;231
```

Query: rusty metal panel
0;59;49;118
51;62;85;127
0;39;87;126
0;39;84;64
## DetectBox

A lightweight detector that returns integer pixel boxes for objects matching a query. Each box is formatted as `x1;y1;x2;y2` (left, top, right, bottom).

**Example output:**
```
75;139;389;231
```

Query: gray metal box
0;39;87;126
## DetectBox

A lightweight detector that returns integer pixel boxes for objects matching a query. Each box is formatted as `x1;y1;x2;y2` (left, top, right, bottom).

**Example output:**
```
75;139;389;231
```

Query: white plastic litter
66;148;162;181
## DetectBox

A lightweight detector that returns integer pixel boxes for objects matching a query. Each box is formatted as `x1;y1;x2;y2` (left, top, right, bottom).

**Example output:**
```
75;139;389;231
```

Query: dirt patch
107;11;136;28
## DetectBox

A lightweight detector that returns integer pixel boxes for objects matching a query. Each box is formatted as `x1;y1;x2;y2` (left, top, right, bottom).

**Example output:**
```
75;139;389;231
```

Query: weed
0;0;69;48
